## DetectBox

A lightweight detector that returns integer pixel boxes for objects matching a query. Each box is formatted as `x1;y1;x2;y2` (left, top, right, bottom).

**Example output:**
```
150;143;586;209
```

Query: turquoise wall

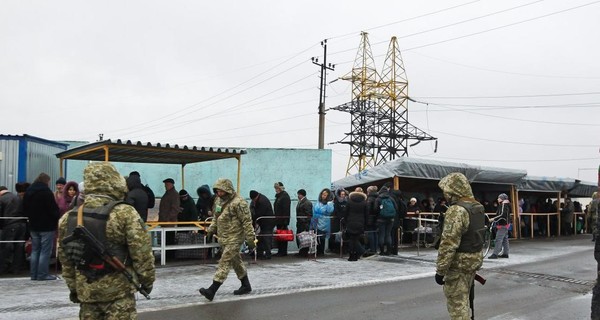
63;147;331;204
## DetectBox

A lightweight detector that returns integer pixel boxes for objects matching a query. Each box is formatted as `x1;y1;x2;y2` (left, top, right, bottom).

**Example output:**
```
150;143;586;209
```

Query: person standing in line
295;189;313;257
125;174;149;222
57;181;79;216
57;162;155;319
199;178;256;301
435;172;485;320
273;182;291;257
561;197;575;236
343;189;367;261
249;190;274;260
590;192;599;241
178;189;199;222
312;188;334;256
54;177;66;202
196;185;215;222
158;178;180;258
23;173;60;280
489;193;511;259
374;186;397;255
365;186;379;255
0;186;27;274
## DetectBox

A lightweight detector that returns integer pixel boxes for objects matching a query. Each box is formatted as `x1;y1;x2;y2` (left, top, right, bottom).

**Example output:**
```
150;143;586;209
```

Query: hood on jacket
84;162;127;201
62;181;79;199
126;174;143;191
213;178;235;195
197;184;212;197
348;191;367;202
593;192;598;200
438;172;474;204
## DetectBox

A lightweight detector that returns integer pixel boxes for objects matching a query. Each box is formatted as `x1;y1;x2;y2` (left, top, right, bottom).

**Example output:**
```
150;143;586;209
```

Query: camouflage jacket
436;172;483;276
208;178;255;246
57;162;155;303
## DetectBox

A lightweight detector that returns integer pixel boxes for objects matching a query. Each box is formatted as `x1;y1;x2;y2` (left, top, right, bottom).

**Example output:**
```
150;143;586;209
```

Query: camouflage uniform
57;162;155;320
436;173;484;320
207;178;256;283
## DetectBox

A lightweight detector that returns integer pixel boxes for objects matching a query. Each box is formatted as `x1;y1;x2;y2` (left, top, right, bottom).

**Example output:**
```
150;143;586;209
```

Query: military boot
199;281;222;301
233;275;252;295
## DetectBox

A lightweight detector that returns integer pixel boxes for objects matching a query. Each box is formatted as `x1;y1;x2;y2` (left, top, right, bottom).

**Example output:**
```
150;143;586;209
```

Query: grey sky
1;0;599;182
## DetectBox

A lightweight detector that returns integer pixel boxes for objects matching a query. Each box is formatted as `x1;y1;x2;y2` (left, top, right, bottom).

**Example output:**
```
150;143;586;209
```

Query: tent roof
517;175;597;197
55;139;246;164
332;157;527;189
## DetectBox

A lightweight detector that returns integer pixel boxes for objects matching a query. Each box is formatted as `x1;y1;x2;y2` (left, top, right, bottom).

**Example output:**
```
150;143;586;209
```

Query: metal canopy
55;139;246;190
56;139;245;164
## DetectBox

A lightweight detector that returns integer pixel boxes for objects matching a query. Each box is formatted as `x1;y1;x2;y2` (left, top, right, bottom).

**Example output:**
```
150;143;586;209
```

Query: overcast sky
1;0;599;183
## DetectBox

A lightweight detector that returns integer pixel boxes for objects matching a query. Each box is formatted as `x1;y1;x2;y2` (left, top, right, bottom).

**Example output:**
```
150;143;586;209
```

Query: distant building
0;134;67;191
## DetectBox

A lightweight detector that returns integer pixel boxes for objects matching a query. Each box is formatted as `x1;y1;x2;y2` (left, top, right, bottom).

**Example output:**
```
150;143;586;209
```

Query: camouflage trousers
79;294;136;320
213;244;247;283
443;269;475;320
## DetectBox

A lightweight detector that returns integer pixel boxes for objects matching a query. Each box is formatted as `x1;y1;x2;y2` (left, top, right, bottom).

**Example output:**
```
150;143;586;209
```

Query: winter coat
57;181;79;216
0;191;22;227
365;191;379;229
343;192;367;235
207;179;255;246
296;196;313;233
274;190;291;228
23;181;60;232
125;175;149;222
196;185;214;221
436;172;484;276
496;201;512;226
158;187;180;222
312;188;334;233
251;193;275;231
57;162;155;303
179;196;199;222
332;190;348;234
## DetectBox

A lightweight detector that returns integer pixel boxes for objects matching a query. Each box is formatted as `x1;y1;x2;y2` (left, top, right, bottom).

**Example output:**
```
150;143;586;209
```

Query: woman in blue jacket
311;188;334;256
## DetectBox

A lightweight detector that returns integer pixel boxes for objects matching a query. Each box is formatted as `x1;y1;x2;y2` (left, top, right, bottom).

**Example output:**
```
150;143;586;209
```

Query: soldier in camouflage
435;172;485;320
199;178;256;301
57;162;155;319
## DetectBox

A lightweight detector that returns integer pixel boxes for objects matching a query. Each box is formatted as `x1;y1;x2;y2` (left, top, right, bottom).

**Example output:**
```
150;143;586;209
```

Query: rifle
63;225;151;299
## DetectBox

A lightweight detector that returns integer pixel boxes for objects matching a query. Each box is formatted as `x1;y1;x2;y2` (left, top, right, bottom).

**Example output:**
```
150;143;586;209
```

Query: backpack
379;197;396;218
143;185;155;208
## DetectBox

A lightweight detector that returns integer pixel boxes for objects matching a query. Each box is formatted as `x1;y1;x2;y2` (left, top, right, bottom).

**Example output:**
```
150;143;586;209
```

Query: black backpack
143;185;155;208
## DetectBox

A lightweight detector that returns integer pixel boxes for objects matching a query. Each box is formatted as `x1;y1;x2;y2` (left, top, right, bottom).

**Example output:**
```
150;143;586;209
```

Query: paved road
139;239;596;320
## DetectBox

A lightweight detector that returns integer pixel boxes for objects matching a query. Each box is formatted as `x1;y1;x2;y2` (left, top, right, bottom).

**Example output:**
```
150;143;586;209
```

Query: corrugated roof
55;139;246;164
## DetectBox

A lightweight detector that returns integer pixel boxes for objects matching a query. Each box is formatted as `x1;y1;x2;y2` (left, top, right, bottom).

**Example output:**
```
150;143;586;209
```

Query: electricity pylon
333;33;437;176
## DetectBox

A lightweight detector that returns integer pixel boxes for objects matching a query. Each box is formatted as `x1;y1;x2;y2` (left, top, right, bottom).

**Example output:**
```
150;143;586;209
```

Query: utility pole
312;39;335;149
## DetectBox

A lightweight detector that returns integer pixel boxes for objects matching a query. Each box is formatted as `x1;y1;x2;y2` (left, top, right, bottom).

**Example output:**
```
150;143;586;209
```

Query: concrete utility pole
312;39;335;149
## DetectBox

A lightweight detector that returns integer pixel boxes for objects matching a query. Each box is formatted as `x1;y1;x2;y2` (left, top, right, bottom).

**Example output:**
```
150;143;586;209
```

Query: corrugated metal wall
26;139;64;188
0;139;19;191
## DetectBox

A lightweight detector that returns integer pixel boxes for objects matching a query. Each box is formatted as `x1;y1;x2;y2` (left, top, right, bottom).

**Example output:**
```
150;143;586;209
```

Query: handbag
296;231;314;249
274;229;294;242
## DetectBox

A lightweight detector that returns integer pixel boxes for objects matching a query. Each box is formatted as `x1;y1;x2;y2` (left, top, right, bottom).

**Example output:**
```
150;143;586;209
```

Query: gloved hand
435;273;445;285
247;239;257;251
141;284;153;295
69;291;80;303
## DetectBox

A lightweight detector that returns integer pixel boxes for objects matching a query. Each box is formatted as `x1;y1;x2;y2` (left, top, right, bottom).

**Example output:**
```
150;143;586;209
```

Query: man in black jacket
295;189;313;257
125;174;149;222
273;182;291;257
250;190;274;259
23;173;60;280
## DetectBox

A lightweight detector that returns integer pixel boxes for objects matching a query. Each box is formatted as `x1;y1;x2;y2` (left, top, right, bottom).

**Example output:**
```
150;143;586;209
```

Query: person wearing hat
249;190;274;260
295;189;313;257
273;182;291;257
178;189;199;222
158;178;180;258
489;193;512;259
54;177;66;202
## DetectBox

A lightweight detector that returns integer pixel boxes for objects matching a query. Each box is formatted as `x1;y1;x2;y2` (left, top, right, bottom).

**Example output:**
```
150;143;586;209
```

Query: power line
412;91;600;99
411;99;600;127
429;129;599;147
